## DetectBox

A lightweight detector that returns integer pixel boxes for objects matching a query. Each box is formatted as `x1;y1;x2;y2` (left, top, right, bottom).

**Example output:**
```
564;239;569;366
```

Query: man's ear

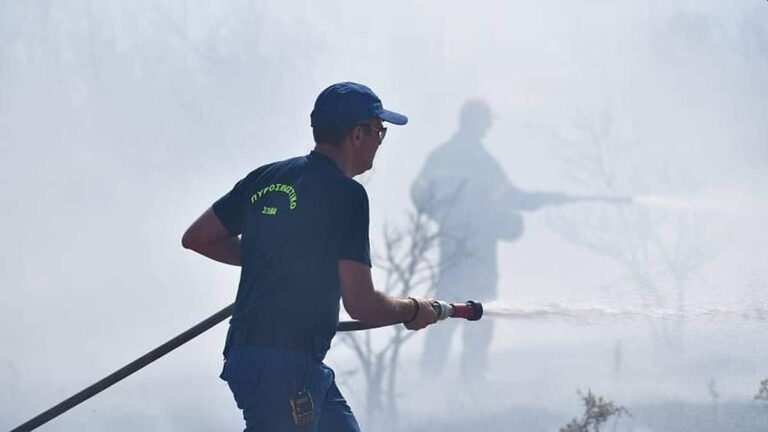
341;126;360;150
351;125;365;147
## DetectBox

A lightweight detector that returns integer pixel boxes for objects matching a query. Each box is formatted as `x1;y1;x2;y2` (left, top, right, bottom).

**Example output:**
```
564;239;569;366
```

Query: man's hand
339;262;439;328
404;298;438;330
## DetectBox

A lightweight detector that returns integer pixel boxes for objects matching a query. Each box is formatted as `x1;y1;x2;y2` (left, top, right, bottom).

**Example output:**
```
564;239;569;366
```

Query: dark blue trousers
222;346;361;432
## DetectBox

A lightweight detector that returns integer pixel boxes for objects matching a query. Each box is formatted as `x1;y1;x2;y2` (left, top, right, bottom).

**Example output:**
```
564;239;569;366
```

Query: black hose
11;304;234;432
10;304;390;431
570;195;633;204
337;320;390;332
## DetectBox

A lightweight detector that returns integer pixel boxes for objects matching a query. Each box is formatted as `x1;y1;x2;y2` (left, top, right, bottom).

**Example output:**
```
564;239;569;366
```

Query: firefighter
183;82;438;432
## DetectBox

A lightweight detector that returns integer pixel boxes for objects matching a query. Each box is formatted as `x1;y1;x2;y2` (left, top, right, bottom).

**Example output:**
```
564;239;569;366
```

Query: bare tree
549;110;712;348
338;194;466;430
560;389;629;432
755;379;768;404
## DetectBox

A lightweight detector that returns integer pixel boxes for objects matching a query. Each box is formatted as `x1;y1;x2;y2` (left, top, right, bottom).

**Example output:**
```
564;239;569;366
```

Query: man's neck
313;144;356;178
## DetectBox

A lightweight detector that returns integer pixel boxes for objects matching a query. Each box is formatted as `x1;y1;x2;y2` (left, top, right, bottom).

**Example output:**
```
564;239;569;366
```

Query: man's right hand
404;298;439;330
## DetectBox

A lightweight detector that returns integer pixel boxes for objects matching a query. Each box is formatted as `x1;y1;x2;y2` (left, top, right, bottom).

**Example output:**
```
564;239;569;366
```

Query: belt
226;326;314;354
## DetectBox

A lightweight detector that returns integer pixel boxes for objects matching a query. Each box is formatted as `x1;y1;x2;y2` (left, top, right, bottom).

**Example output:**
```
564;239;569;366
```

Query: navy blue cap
310;82;408;128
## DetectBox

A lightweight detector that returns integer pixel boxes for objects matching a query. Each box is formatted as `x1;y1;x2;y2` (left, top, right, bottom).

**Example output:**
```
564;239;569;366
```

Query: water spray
553;192;749;212
551;191;763;215
12;299;483;432
611;188;767;215
482;301;768;323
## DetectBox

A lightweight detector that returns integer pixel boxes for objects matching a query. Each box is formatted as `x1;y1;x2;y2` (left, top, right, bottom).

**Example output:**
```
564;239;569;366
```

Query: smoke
2;1;767;431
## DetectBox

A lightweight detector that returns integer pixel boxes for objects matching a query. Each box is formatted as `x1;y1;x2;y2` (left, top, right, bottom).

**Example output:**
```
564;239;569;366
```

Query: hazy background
1;1;767;431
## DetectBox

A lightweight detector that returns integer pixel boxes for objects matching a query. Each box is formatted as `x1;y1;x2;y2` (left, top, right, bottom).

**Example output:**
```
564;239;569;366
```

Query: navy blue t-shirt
213;151;371;357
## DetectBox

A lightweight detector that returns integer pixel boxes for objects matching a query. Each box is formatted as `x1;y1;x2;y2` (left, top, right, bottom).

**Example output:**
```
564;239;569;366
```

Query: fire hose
569;195;633;204
10;300;482;432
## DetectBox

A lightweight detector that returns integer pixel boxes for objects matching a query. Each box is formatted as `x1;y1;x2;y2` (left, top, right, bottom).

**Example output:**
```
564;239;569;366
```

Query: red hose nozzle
432;300;483;321
451;300;483;321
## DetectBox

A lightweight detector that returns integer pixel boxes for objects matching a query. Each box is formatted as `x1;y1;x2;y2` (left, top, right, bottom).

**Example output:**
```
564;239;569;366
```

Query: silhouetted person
412;100;570;378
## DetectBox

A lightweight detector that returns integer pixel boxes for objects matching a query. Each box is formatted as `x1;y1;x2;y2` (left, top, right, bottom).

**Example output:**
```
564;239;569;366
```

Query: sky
1;1;767;430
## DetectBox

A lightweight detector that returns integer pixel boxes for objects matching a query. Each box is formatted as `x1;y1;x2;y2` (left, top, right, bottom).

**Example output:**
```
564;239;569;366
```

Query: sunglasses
362;123;387;142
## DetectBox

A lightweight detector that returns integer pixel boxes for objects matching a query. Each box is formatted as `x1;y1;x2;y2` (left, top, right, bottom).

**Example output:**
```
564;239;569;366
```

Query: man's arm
339;260;436;330
182;207;242;266
484;154;571;212
499;188;571;212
